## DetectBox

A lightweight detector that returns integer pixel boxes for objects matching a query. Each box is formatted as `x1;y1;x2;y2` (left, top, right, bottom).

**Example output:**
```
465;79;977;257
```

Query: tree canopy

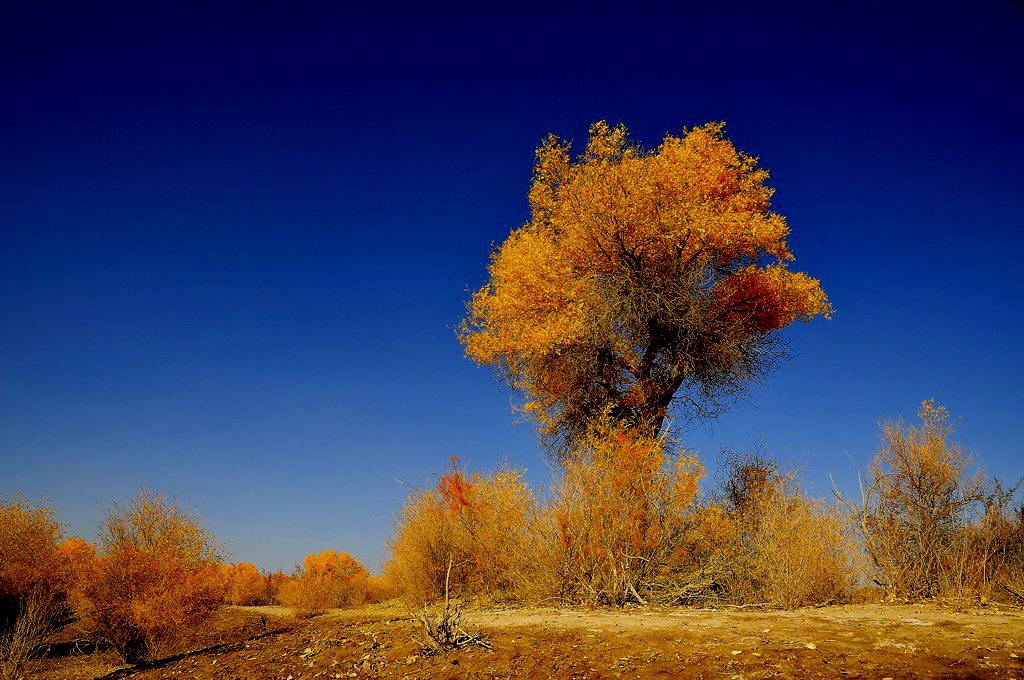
460;121;831;455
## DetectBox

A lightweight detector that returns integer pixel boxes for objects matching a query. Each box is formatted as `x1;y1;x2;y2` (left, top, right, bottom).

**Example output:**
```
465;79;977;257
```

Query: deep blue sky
2;2;1022;572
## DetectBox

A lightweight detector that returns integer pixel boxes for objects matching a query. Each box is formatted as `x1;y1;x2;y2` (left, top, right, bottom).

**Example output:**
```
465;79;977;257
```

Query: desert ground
27;602;1024;679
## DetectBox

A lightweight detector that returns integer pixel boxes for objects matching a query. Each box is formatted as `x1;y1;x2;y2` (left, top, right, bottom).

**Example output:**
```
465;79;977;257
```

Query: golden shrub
0;497;68;601
0;497;79;679
737;486;856;607
549;419;703;605
73;490;225;662
362;575;387;604
845;400;1007;601
673;451;857;607
222;562;274;606
276;550;369;617
385;457;544;604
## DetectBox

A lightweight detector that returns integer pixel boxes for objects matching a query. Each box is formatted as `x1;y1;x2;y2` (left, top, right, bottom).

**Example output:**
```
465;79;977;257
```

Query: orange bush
73;490;225;662
0;497;69;604
385;457;544;604
222;562;274;606
0;496;80;678
276;550;370;617
550;419;703;605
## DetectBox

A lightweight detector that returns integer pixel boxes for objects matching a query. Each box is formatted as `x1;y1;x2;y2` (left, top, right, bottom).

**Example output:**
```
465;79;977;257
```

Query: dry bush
548;419;703;605
415;557;489;654
385;457;544;604
841;401;989;600
222;562;276;606
276;550;369;617
0;591;60;680
73;489;225;663
667;450;856;608
734;483;856;607
941;486;1024;602
364;574;398;604
0;497;76;679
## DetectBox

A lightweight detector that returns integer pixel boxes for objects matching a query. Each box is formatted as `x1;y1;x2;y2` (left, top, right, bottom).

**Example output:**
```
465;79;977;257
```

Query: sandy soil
26;602;1024;678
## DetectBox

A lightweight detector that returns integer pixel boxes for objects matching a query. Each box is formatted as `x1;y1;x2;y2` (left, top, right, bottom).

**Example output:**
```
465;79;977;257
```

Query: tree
460;121;831;454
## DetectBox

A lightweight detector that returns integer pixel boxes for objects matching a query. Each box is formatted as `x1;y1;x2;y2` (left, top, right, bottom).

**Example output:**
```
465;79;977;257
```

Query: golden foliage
221;562;275;606
72;489;225;663
461;121;831;453
276;550;370;617
856;401;982;599
665;451;858;607
0;497;69;601
732;481;856;607
385;457;544;604
550;418;703;604
0;497;79;679
839;400;1024;603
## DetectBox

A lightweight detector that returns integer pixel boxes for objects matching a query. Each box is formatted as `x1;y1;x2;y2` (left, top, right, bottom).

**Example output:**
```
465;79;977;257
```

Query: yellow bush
222;562;274;606
73;490;225;662
843;400;1019;601
694;452;858;607
276;550;369;617
740;487;856;607
549;419;703;605
385;457;544;604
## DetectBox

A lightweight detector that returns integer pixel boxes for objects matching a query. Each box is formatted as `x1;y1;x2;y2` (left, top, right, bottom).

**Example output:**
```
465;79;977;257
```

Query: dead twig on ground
415;556;492;654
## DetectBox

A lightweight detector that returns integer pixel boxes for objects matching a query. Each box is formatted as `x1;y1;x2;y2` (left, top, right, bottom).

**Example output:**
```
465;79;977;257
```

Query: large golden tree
460;122;831;455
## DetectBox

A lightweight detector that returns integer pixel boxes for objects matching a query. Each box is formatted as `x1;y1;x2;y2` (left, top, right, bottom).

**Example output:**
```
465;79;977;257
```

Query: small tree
75;490;225;663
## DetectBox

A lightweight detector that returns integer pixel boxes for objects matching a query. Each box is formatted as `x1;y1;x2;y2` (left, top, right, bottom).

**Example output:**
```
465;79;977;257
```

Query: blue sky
2;2;1022;572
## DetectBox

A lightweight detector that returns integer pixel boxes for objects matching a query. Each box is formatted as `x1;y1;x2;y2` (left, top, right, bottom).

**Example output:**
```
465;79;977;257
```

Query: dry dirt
26;602;1024;679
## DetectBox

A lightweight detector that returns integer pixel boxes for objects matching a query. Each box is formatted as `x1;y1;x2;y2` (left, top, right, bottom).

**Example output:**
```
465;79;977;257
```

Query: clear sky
2;2;1022;572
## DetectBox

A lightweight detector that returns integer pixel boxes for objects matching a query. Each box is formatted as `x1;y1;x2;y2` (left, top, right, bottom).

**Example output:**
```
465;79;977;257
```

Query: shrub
0;497;76;680
0;496;69;610
364;574;398;604
712;451;857;607
73;490;225;663
844;401;983;599
276;550;369;617
385;457;544;604
549;419;703;605
222;562;275;606
736;483;856;607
